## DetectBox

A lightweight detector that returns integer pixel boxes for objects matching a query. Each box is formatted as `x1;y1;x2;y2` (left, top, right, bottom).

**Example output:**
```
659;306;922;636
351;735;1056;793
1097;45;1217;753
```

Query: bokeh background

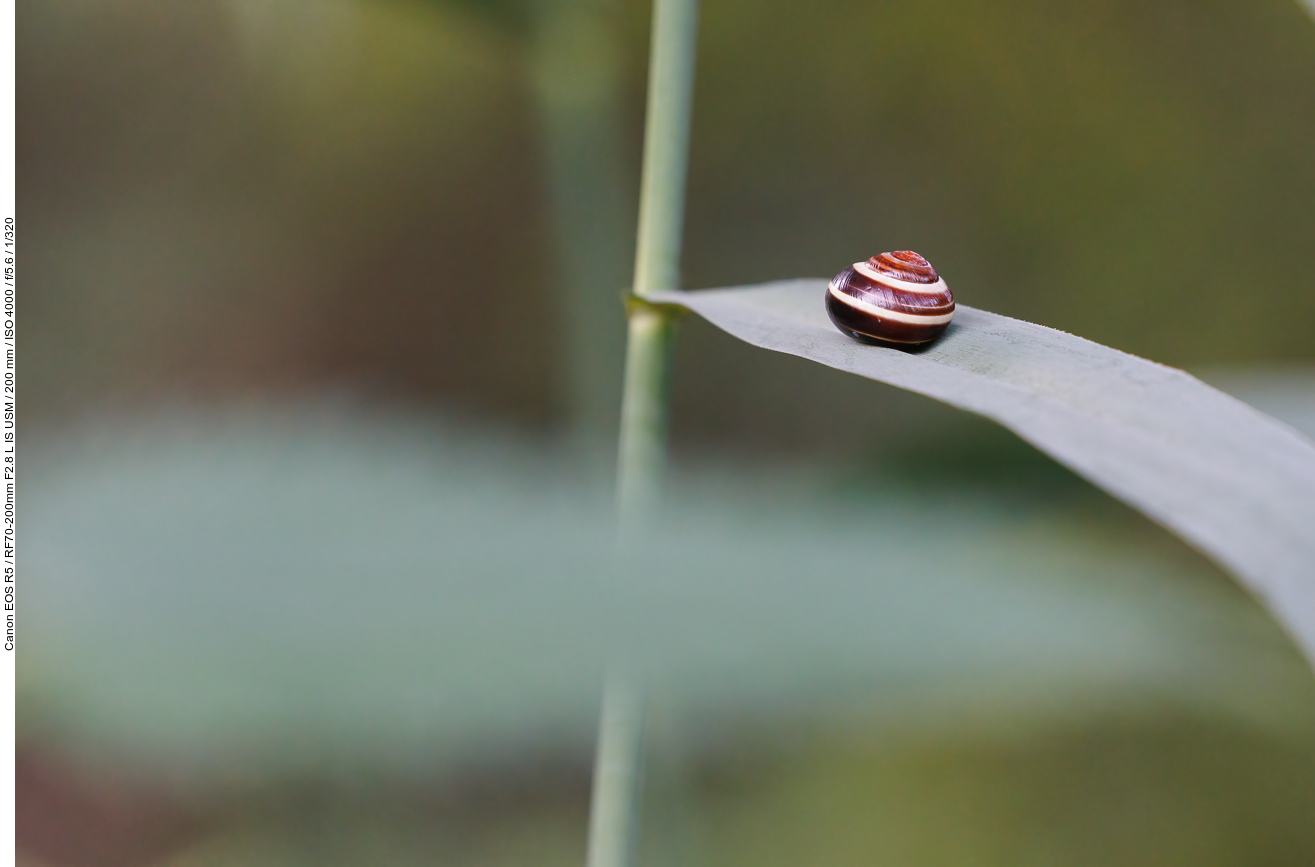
18;0;1315;865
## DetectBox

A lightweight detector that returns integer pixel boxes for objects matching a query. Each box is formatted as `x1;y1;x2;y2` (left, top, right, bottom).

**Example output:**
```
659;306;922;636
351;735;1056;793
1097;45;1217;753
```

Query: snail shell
826;251;954;345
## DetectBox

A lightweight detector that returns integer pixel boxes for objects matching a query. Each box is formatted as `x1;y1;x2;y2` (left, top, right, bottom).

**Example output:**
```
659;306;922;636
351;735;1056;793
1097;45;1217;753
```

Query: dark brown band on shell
826;294;949;344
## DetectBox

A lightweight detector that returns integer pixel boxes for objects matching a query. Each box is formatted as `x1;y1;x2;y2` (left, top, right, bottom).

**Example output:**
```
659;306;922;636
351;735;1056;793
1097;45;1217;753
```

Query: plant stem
589;2;699;867
615;0;699;532
585;678;646;867
631;0;699;303
615;298;682;537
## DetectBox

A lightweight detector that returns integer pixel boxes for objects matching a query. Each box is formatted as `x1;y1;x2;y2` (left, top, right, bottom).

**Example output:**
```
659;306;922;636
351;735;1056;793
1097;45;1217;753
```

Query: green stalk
587;2;699;867
615;0;699;533
615;298;681;537
631;0;699;302
585;677;646;867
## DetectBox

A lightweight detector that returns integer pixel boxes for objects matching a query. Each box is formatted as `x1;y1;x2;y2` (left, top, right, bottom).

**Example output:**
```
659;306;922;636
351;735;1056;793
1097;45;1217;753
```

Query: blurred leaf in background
18;404;1315;865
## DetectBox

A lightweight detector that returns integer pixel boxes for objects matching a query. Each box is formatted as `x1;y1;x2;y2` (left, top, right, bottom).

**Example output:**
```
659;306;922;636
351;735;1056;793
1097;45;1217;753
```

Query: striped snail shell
826;250;954;345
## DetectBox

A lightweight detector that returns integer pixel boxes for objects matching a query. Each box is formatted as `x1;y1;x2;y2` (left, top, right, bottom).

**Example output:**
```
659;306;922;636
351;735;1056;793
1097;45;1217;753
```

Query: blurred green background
18;0;1315;865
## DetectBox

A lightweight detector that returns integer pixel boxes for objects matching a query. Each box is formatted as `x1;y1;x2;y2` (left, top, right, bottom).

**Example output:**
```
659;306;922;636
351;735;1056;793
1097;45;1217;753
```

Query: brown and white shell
825;251;954;345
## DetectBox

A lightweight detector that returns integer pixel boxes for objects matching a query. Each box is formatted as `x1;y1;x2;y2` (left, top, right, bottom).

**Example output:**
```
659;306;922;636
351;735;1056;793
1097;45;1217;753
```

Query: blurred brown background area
22;0;1315;440
17;0;1315;865
21;0;561;425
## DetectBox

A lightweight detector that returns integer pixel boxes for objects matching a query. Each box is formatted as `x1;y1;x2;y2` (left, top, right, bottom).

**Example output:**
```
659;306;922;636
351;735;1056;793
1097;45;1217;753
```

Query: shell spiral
825;251;955;345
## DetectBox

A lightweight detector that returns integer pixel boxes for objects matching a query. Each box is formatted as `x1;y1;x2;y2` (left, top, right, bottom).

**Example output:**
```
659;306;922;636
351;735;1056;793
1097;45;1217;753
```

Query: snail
826;250;954;345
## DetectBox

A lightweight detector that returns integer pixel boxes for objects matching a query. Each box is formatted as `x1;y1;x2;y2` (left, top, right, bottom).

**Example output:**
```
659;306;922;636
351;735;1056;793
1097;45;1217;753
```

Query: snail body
826;250;954;345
